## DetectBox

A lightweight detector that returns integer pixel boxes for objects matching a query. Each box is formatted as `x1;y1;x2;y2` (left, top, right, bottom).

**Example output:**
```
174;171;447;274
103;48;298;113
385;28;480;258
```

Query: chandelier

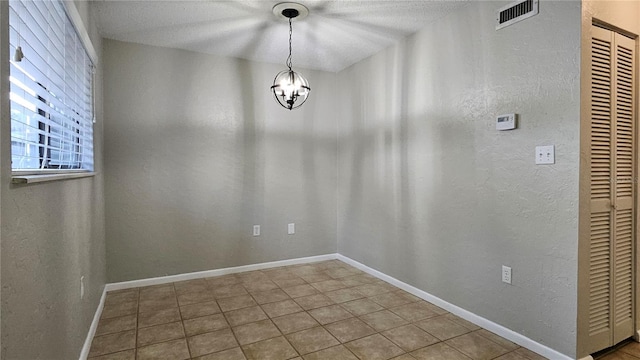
271;3;310;110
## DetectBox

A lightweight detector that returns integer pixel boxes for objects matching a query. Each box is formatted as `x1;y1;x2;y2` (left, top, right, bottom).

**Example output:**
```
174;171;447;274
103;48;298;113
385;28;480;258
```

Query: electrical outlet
253;225;260;236
288;223;295;235
502;265;512;284
80;276;85;300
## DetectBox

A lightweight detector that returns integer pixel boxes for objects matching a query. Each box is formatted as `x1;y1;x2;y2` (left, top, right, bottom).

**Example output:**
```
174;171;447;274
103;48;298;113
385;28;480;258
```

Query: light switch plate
535;145;555;165
288;223;295;235
253;225;260;236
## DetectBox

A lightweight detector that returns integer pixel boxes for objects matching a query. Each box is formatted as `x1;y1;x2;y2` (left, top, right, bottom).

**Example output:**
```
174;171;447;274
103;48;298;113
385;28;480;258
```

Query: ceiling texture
92;0;470;73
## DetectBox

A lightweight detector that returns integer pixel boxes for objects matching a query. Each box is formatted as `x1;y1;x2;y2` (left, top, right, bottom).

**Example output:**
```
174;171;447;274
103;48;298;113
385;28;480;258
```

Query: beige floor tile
262;299;304;318
324;317;376;343
389;302;439;322
345;333;404;360
242;336;298;360
286;326;340;355
411;343;471;360
183;313;229;336
272;312;320;334
139;307;182;328
251;289;290;305
262;268;296;280
414;315;470;341
233;319;282;345
213;284;249;299
101;301;138;319
394;290;421;303
494;352;530;360
225;306;269;326
238;271;271;284
445;332;510;360
308;305;354;325
177;289;216;306
88;349;135;360
188;328;239;357
244;280;280;293
139;285;175;300
339;279;364;288
137;321;185;347
390;355;416;360
310;280;347;292
325;267;359;279
513;348;547;360
354;284;393;297
283;284;319;298
207;274;240;288
89;330;136;357
325;288;366;303
369;292;414;308
218;294;258;312
273;277;306;288
341;298;385;316
138;296;178;312
303;345;359;360
96;315;137;336
193;347;247;360
180;300;221;320
359;310;408;332
174;279;209;295
299;273;333;283
599;352;639;360
105;290;138;306
444;314;481;331
619;341;640;357
340;274;375;286
136;338;190;360
475;329;519;351
294;294;335;310
381;324;439;352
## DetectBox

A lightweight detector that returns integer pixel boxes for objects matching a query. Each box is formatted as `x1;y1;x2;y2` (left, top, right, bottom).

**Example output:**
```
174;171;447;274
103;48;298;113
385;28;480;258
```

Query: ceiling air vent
496;0;539;30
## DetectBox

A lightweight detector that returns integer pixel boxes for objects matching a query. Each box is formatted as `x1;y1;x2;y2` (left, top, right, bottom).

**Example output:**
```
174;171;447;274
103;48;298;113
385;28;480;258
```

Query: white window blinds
9;0;94;171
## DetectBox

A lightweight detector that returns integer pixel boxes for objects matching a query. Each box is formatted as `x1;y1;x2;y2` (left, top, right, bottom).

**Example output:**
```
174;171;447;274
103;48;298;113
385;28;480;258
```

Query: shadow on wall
337;30;494;293
105;46;337;281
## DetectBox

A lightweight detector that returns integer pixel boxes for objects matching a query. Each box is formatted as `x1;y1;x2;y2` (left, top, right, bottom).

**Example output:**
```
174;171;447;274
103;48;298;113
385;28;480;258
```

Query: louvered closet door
587;25;637;353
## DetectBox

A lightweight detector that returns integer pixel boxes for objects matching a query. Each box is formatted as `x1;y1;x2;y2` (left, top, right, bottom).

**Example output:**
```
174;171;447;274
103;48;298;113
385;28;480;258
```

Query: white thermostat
496;113;516;131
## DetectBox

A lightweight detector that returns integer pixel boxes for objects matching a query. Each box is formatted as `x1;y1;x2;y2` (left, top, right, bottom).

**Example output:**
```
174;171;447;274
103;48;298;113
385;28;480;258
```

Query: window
9;0;94;172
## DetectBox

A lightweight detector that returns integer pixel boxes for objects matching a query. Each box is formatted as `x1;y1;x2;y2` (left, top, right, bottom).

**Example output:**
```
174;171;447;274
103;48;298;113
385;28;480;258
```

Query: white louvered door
587;25;637;354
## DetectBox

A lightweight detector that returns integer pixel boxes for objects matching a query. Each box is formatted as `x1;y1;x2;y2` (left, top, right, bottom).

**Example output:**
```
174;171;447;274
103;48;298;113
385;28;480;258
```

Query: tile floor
88;260;549;360
596;340;640;360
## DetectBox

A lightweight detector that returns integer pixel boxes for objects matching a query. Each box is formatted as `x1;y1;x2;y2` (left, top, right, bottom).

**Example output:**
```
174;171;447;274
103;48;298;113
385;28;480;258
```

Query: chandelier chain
287;17;293;70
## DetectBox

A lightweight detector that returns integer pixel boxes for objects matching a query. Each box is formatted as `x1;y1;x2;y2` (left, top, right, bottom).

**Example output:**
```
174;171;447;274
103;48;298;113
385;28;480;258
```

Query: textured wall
336;1;580;357
0;1;106;359
103;40;337;282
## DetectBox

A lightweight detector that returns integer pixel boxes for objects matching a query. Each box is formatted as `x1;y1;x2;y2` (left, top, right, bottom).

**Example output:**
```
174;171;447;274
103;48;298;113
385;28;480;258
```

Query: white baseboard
82;253;572;360
79;287;106;360
104;254;338;292
336;254;573;360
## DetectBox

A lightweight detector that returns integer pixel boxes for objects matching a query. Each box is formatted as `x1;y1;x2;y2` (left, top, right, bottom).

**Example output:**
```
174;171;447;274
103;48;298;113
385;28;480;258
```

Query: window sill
12;172;96;184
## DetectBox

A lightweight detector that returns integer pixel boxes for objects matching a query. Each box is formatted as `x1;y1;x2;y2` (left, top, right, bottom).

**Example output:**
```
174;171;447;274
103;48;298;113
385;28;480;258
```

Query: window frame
8;0;98;181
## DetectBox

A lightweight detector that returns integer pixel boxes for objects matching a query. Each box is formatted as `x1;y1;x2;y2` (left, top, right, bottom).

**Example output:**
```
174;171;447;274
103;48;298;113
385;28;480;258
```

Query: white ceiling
92;0;470;73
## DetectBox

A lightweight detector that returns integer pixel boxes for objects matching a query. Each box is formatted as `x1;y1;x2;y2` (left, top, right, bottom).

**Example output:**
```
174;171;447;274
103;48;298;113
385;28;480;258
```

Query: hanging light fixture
271;2;310;110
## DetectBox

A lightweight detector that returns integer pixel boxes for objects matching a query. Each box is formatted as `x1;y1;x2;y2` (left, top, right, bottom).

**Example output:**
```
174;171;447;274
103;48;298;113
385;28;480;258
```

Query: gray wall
0;1;106;359
336;1;580;357
103;40;337;282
